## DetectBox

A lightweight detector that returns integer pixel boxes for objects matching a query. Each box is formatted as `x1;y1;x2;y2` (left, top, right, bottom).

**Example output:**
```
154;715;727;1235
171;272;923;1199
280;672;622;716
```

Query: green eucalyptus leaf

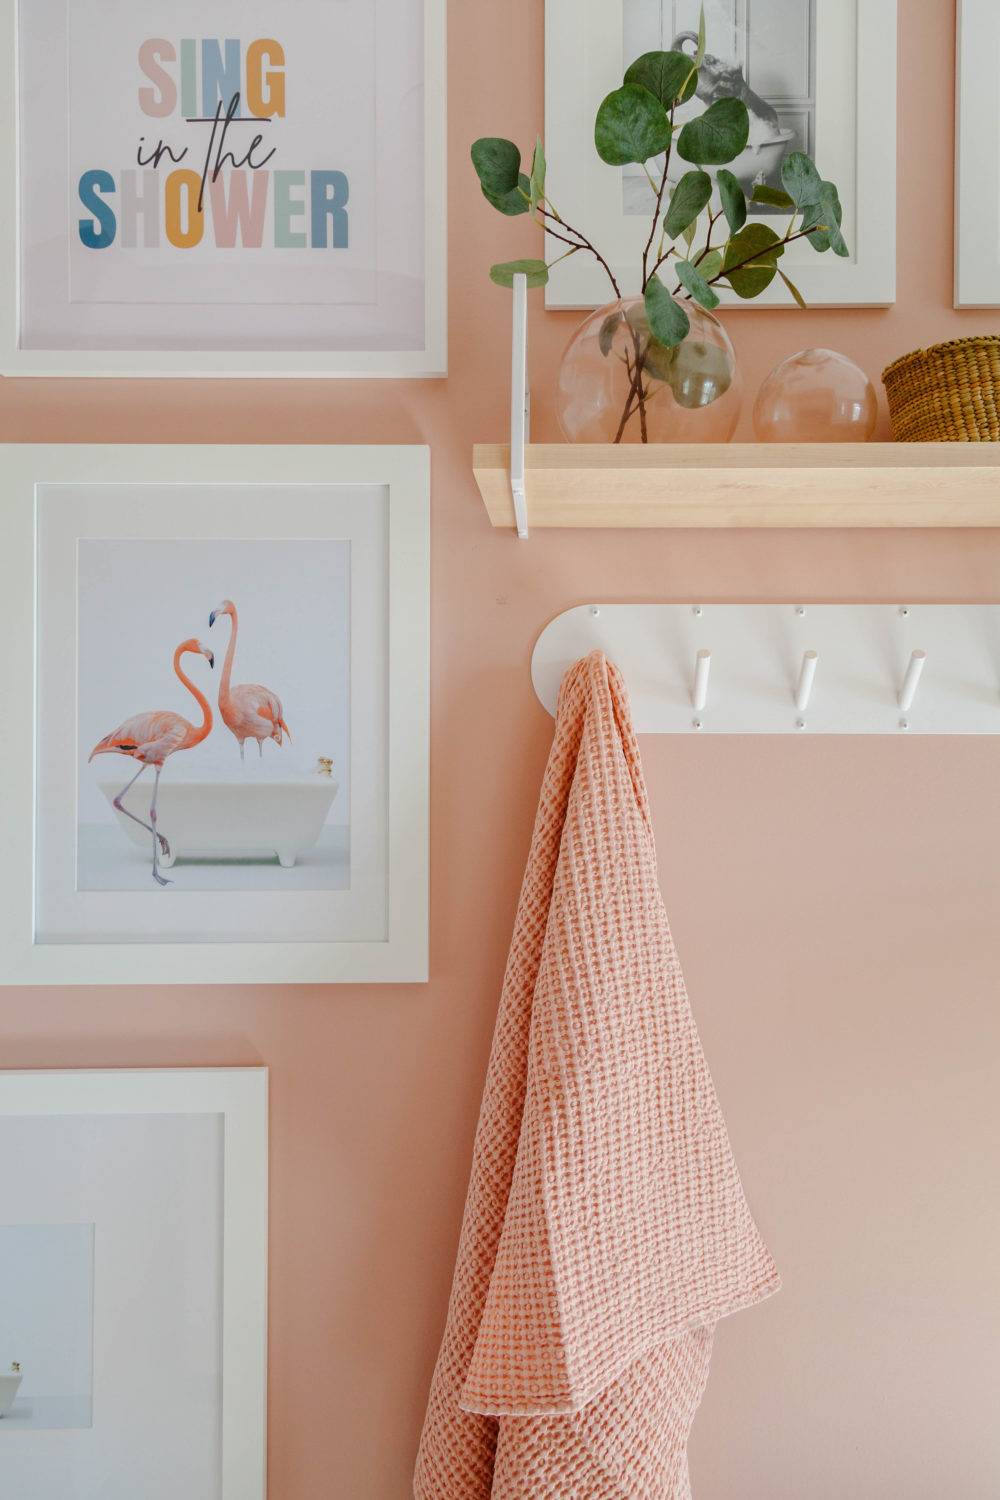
724;222;785;262
664;170;712;238
595;83;672;166
641;337;677;383
675;258;721;310
778;268;808;309
826;221;849;257
695;3;707;64
644;274;690;348
668;338;733;408
530;137;546;212
799;201;822;232
801;183;848;255
489;258;549;289
677;98;750;166
722;221;784;298
624;50;698;107
716;169;747;234
598;310;623;356
696;248;723;282
752;183;795;210
482;172;531;216
471;137;521;194
780;151;822;208
682;219;699;251
800;195;825;230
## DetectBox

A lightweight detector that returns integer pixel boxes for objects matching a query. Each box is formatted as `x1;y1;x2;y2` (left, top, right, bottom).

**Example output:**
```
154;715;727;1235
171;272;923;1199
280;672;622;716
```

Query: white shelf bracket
510;272;530;539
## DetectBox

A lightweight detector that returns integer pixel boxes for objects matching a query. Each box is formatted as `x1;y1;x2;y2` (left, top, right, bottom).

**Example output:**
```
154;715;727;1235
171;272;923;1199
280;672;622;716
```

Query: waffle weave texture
414;651;780;1498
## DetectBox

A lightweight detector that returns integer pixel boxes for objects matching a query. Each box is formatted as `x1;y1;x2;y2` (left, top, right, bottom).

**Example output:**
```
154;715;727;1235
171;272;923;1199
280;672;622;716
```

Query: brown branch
645;245;677;285
613;379;640;443
614;347;645;443
538;206;622;300
641;105;675;291
612;326;656;442
647;211;719;298
626;323;649;441
693;210;720;267
543;222;593;255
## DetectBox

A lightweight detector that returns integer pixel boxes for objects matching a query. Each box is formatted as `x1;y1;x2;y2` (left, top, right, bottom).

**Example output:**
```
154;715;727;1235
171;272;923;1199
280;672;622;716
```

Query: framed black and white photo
545;0;896;308
0;0;446;376
955;0;999;306
0;445;430;986
0;1068;267;1500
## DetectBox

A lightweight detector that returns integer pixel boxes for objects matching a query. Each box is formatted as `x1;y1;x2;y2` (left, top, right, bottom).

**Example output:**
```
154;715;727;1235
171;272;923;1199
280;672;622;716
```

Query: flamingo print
89;638;215;886
209;599;291;761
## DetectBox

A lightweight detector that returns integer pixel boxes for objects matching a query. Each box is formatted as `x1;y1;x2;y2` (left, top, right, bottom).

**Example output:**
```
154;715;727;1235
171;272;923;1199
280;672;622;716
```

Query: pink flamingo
209;599;291;761
89;638;215;887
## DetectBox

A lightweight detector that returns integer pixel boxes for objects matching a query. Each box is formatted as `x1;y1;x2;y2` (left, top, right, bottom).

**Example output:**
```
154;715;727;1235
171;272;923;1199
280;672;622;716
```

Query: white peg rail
531;604;1000;734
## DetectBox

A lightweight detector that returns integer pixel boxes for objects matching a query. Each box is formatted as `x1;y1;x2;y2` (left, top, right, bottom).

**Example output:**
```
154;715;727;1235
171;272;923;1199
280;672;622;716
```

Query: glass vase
753;348;878;442
556;298;742;444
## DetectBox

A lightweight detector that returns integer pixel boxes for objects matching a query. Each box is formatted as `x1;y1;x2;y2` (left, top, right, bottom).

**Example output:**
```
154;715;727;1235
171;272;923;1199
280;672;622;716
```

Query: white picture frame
0;0;447;376
955;0;998;306
544;0;896;309
0;444;430;986
0;1067;268;1500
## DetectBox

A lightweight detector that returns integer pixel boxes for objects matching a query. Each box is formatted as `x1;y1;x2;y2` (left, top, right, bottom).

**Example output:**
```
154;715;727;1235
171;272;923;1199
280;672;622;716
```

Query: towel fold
415;651;779;1498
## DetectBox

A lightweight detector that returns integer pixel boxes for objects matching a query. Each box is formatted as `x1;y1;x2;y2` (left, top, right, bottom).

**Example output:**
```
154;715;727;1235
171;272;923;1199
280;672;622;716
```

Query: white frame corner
0;1066;268;1500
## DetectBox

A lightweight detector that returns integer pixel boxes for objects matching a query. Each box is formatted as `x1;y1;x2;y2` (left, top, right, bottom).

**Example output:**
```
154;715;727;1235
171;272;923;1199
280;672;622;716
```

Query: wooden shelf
473;443;1000;530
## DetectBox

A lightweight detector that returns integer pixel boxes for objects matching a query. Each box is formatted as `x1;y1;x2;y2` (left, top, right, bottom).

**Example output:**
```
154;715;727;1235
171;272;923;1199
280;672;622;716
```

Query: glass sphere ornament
753;348;878;442
556;298;742;443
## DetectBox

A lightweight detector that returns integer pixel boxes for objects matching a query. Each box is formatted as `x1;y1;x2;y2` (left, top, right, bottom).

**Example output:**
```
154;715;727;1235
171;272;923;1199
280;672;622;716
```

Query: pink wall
2;1;999;1494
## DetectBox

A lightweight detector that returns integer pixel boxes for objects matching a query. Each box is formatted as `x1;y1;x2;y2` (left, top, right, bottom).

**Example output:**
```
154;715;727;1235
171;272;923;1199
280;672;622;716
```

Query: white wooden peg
795;650;819;712
692;649;711;711
898;649;927;712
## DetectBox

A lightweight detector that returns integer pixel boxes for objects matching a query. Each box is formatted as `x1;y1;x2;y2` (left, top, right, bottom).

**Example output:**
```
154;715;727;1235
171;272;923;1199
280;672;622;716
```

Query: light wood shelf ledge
473;443;1000;530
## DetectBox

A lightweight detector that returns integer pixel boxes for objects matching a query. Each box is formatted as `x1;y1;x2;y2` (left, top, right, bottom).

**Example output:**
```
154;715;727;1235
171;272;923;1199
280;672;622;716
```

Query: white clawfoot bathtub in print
0;1367;22;1418
99;778;339;869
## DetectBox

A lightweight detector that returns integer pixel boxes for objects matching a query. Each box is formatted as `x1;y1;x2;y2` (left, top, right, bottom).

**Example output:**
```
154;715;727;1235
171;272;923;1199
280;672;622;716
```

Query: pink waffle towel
415;651;780;1498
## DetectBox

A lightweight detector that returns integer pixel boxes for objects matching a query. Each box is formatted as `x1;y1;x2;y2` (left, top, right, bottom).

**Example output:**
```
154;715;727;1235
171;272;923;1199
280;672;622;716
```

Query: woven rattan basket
882;336;1000;441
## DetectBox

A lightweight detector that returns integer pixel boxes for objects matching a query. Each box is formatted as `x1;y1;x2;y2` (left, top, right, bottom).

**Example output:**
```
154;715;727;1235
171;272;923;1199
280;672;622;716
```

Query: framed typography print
0;1068;267;1500
0;0;446;375
0;445;429;985
955;0;1000;306
544;0;896;308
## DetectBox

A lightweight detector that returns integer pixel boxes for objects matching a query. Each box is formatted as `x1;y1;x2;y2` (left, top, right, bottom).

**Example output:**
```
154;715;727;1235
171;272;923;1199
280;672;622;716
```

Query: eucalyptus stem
614;332;652;443
537;203;622;300
617;350;639;442
613;369;642;443
641;105;675;291
646;244;678;285
693;209;720;268
625;323;650;441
